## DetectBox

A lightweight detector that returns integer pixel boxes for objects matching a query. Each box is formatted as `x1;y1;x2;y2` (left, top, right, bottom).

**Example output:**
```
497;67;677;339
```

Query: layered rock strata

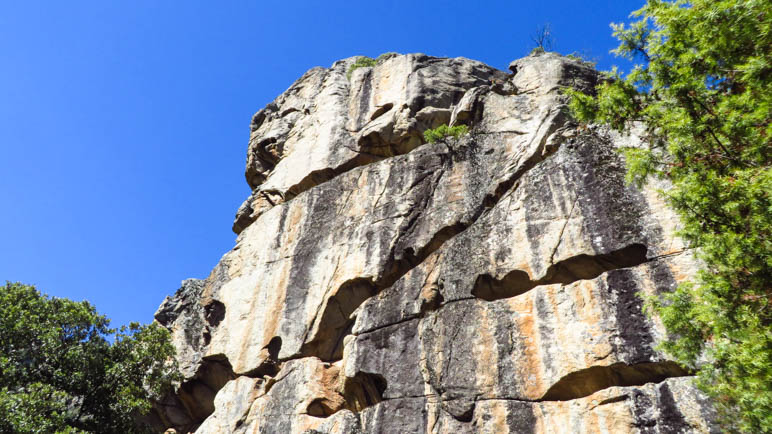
151;52;718;433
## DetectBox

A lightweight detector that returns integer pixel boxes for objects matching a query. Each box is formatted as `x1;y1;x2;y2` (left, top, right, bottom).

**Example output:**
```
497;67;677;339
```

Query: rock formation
149;52;718;433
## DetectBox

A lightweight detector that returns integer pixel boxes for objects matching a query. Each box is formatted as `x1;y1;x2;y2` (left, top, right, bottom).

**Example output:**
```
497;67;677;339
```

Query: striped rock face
149;53;718;433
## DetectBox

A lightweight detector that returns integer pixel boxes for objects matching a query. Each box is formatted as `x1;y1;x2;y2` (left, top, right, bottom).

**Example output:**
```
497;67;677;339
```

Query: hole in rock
441;396;476;422
266;335;282;360
472;244;648;301
342;372;388;412
280;107;300;117
454;405;475;423
545;244;648;284
204;300;226;327
472;270;534;302
174;354;236;424
540;361;689;401
242;337;282;378
253;137;282;167
306;397;344;418
256;137;278;150
369;103;394;121
357;131;397;157
357;126;424;158
301;279;378;362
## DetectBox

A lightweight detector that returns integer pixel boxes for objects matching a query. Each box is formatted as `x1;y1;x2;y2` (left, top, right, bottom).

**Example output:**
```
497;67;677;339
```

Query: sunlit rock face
151;52;718;433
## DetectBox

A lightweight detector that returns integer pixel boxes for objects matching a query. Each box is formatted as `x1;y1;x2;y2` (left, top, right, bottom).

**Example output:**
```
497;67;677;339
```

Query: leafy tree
567;1;771;431
0;282;180;433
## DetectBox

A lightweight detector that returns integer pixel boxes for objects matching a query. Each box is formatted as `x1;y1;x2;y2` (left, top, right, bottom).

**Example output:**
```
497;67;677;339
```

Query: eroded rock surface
153;52;717;433
234;54;507;234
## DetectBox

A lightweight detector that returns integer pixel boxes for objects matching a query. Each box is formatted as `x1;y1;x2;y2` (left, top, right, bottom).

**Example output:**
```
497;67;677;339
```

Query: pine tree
567;1;771;431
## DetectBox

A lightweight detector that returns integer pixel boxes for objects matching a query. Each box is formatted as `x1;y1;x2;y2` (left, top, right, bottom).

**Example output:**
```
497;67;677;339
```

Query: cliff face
150;53;718;433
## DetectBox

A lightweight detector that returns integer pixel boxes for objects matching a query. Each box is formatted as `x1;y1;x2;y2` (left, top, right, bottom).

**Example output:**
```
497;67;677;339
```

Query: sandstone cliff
149;52;718;433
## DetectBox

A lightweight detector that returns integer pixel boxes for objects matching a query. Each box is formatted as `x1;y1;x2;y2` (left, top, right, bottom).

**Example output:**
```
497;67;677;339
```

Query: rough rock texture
233;54;507;234
152;52;717;433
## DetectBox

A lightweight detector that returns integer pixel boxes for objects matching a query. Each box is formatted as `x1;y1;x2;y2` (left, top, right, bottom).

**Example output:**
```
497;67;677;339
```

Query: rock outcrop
152;52;718;433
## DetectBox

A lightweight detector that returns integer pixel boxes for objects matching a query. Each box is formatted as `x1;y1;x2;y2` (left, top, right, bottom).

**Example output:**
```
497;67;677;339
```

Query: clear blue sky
0;1;641;328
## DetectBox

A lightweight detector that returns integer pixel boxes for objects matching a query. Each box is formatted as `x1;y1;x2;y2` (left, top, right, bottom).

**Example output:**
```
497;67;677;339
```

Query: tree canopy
0;282;179;433
567;0;771;431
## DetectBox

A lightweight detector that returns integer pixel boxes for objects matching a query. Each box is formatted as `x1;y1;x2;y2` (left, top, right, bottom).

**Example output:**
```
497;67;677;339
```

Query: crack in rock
472;243;649;301
540;361;690;401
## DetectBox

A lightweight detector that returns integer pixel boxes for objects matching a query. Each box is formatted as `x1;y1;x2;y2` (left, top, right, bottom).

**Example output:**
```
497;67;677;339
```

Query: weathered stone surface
173;54;582;384
196;358;347;433
472;377;718;434
306;378;716;434
155;278;208;379
234;54;507;234
151;279;236;431
344;254;694;416
153;52;717;433
353;124;685;335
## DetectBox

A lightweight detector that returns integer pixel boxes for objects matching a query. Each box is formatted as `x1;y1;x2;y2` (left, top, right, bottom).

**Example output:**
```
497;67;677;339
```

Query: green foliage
376;52;399;62
346;56;377;79
346;53;401;80
568;1;771;431
0;282;180;433
423;124;470;143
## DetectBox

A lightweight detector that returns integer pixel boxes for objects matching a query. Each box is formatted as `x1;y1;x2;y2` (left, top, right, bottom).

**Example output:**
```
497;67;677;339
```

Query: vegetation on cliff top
346;53;400;80
0;282;180;433
567;0;771;431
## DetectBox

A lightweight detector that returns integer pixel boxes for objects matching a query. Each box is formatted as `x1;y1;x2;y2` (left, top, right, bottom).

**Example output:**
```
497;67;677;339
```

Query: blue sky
0;1;642;328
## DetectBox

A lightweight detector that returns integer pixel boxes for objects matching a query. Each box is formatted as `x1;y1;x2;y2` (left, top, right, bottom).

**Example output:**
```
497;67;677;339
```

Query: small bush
376;52;399;62
346;53;401;80
346;56;377;79
423;124;469;143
